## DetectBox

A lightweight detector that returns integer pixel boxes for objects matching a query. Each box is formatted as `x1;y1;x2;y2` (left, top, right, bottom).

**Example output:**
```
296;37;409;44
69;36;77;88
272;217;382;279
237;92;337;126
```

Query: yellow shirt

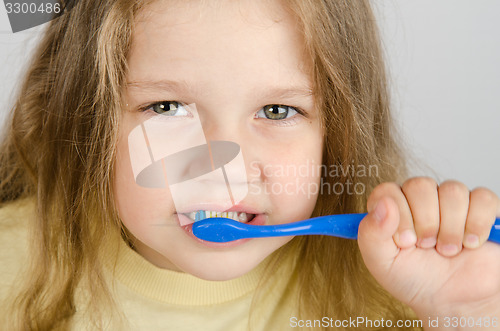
0;199;297;330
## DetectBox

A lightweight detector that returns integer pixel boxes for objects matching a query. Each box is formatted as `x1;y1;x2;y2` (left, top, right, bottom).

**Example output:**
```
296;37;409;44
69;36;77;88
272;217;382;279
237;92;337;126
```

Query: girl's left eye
256;105;298;120
147;101;188;116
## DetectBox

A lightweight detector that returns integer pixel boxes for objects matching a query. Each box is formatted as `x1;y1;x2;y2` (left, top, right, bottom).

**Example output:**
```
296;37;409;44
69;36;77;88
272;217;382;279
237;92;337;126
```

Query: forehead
127;0;311;93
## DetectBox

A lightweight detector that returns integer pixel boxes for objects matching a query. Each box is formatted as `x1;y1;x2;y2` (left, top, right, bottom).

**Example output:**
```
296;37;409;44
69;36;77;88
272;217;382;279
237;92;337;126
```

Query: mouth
183;210;256;224
175;205;266;247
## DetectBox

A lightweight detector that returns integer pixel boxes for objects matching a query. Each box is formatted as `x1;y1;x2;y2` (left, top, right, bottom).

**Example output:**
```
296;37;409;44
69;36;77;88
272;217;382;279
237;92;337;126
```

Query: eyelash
139;101;307;124
255;104;306;126
139;101;187;116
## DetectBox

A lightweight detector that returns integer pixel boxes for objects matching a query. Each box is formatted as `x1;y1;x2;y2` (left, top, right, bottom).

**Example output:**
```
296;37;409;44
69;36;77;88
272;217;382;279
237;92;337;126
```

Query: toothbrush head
192;218;248;242
194;210;206;222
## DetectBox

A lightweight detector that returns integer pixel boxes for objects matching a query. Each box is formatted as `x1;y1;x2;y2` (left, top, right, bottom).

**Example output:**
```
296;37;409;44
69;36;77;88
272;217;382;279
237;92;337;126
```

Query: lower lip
176;213;266;248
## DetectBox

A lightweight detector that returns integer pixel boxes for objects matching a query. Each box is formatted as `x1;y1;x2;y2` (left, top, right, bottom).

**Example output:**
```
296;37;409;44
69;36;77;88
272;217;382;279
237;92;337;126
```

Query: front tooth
192;210;252;222
238;212;248;222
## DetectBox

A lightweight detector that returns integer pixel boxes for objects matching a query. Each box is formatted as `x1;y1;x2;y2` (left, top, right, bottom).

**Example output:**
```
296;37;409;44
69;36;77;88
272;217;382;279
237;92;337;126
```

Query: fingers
401;177;439;248
364;178;500;260
436;180;470;256
464;187;499;249
358;197;401;275
367;183;416;248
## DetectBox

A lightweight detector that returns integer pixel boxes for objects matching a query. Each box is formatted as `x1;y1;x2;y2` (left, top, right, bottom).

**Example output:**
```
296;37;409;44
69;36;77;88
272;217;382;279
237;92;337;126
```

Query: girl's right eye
147;101;188;116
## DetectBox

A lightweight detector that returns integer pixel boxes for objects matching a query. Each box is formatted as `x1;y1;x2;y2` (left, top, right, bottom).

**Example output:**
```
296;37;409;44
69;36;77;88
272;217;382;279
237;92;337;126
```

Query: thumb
358;197;401;276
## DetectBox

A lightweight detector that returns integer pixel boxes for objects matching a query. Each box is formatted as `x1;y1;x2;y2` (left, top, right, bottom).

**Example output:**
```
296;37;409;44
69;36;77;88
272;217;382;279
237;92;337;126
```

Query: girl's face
114;0;323;280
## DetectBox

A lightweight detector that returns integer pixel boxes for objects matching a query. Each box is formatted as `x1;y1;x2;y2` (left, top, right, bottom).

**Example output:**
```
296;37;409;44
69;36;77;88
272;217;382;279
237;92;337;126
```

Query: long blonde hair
0;0;417;329
1;0;136;329
253;1;417;329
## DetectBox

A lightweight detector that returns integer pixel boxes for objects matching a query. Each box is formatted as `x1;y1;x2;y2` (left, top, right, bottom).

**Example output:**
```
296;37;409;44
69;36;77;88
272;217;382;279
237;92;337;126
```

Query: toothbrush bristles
195;210;206;222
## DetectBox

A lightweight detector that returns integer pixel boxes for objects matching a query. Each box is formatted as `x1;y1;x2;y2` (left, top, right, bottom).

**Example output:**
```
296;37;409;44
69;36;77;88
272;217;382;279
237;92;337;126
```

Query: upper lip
176;203;263;215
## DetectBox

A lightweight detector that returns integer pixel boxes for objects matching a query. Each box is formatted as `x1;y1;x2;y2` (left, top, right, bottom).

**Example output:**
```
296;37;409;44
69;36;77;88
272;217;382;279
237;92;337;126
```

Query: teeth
185;210;254;223
238;212;249;222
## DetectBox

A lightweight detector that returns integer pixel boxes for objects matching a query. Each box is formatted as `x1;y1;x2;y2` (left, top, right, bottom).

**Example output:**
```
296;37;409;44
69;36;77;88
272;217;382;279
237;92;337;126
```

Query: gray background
1;0;499;195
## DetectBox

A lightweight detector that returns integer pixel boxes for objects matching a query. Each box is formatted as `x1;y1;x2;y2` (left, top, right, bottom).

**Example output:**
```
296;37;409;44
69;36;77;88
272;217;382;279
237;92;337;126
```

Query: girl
1;0;499;330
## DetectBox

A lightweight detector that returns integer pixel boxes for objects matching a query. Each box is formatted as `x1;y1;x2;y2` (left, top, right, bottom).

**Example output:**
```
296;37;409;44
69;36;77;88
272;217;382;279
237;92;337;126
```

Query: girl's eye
256;104;298;120
149;101;188;116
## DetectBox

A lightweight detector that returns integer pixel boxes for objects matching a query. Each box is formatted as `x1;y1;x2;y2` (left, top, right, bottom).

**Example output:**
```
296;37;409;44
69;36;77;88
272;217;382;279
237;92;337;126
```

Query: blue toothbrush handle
244;214;500;243
193;215;500;243
250;213;367;239
298;213;367;239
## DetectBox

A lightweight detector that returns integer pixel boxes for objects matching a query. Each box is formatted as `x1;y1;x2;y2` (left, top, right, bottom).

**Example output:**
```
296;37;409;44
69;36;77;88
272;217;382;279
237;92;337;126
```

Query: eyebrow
126;79;313;100
127;79;192;94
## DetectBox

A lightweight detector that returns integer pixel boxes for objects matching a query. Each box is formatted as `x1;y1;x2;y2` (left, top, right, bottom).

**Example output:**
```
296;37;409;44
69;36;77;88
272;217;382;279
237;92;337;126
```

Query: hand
358;178;500;330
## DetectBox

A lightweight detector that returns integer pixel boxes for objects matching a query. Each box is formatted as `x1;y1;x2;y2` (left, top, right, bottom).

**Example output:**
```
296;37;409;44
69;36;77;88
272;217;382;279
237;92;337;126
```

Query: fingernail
373;201;387;223
419;237;437;248
396;230;417;246
438;244;459;256
464;234;479;248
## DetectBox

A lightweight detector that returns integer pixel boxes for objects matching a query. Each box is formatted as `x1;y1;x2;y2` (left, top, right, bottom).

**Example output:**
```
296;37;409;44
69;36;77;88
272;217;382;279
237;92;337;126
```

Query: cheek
262;133;323;224
113;135;175;234
266;158;322;223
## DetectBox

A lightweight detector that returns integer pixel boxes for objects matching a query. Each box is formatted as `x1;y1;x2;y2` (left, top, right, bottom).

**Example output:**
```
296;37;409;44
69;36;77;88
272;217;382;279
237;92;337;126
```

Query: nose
163;140;249;208
179;108;250;205
164;141;242;183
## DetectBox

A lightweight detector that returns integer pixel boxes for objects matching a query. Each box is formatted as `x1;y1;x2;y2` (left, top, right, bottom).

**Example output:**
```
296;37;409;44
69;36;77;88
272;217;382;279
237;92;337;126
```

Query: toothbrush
192;213;500;244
